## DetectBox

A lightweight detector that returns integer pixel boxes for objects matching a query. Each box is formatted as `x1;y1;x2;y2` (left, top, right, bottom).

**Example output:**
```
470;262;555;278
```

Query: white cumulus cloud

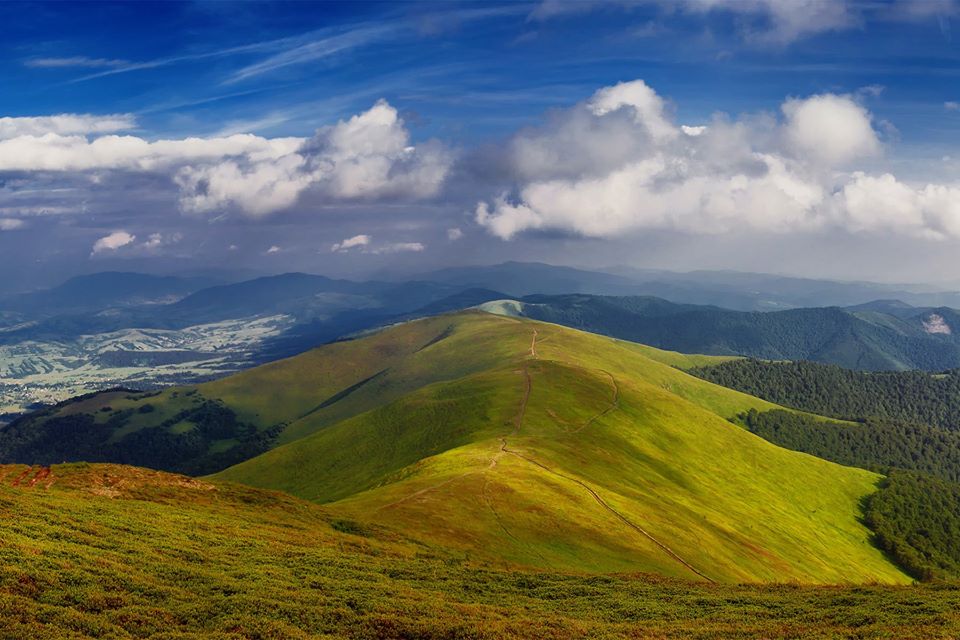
139;232;183;252
0;219;25;231
329;234;424;254
87;230;182;257
330;234;372;252
0;102;451;219
0;132;300;172
587;80;677;142
476;79;960;242
176;100;452;216
782;93;880;166
0;114;136;139
91;231;136;255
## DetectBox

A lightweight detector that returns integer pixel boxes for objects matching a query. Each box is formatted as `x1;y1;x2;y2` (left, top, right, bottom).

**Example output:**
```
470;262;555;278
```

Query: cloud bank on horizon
6;79;960;247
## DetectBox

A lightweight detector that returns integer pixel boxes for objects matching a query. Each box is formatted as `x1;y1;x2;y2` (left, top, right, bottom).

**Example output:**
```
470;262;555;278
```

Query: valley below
0;314;295;417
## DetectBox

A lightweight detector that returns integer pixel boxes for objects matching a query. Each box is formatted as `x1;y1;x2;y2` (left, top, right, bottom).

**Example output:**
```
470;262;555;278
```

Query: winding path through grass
375;327;715;582
500;329;715;583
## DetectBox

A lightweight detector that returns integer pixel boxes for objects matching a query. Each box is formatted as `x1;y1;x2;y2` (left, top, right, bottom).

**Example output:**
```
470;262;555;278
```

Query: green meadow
1;463;958;640
215;313;905;584
12;311;960;638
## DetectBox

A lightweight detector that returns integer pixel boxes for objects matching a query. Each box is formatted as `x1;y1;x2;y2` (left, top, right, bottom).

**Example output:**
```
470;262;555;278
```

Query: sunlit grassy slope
205;311;768;442
214;312;908;585
1;463;955;639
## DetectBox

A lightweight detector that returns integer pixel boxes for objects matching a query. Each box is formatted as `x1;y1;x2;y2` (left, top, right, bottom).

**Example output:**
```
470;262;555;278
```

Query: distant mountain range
415;262;960;311
5;263;960;415
489;294;960;371
2;272;220;317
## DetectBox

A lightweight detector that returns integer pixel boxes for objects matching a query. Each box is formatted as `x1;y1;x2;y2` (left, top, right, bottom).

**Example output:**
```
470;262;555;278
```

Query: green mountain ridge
0;311;916;584
208;312;906;584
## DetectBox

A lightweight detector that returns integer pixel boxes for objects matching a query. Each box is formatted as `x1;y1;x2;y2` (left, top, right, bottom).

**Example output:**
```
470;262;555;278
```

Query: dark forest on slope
692;359;960;429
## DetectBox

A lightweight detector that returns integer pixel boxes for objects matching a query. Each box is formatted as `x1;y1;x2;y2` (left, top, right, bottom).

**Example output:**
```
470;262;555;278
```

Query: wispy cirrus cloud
529;0;921;45
70;35;306;83
64;21;401;84
224;25;399;85
61;6;521;87
24;56;129;69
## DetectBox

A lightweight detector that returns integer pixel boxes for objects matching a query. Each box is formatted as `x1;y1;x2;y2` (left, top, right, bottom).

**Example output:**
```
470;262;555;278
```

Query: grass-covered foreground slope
215;312;907;584
2;463;959;640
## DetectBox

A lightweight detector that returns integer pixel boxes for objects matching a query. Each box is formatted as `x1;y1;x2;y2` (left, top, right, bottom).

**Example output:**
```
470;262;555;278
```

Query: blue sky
3;0;960;290
6;1;959;143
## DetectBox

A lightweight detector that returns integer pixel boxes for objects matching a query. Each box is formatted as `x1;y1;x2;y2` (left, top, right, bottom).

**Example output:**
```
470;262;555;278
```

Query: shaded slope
216;313;907;584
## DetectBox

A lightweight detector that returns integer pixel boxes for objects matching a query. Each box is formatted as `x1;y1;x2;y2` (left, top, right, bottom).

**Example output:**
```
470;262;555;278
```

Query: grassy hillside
0;311;916;583
2;463;957;639
0;311;751;475
215;312;907;584
0;314;537;474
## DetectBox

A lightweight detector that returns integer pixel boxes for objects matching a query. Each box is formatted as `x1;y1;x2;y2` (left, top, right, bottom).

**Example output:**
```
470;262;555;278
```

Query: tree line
693;359;960;430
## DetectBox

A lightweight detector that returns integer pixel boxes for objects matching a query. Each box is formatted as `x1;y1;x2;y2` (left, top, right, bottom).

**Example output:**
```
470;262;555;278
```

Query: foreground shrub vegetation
2;463;960;640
